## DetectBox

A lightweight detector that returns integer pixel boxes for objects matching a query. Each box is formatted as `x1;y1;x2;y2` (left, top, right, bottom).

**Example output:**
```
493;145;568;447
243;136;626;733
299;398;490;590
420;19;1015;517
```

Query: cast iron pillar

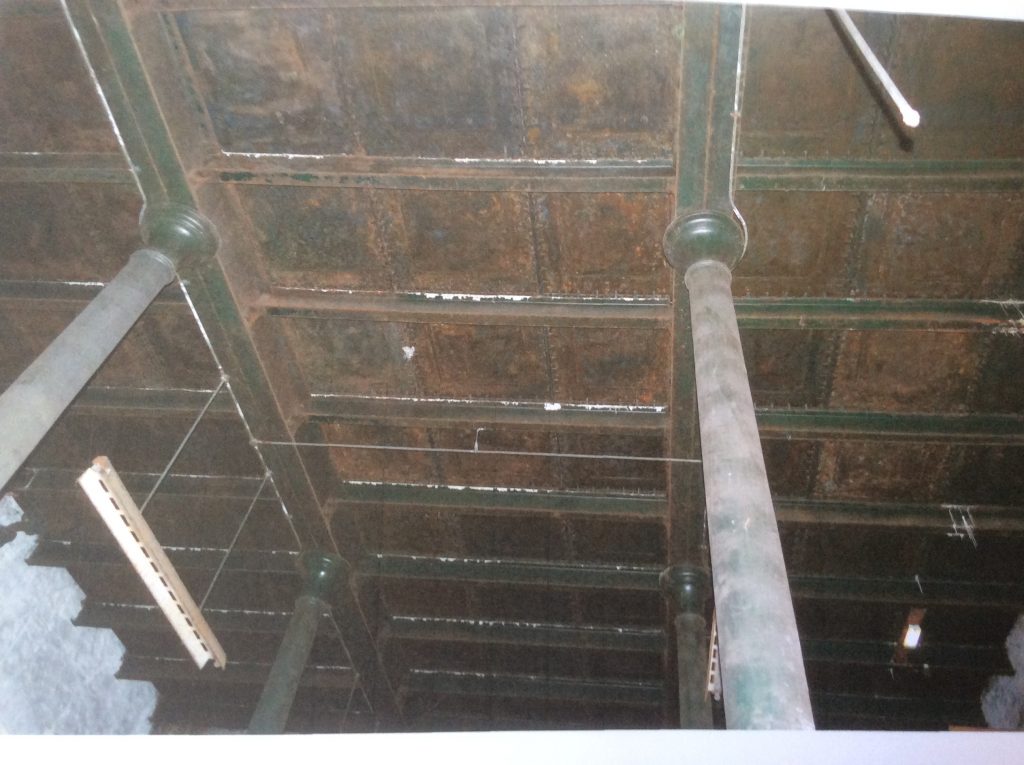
664;211;814;730
248;552;345;734
0;204;217;492
661;565;713;728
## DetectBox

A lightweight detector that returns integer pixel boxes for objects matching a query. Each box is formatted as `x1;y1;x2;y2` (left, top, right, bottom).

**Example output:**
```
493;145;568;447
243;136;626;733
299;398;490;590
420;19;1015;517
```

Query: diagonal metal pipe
248;552;345;734
0;206;216;493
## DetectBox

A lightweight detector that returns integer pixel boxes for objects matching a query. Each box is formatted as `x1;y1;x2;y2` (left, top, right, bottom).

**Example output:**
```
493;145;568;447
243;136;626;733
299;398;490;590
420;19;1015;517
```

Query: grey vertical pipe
685;259;814;729
248;552;343;734
675;612;712;728
661;565;712;729
0;249;175;491
248;594;324;734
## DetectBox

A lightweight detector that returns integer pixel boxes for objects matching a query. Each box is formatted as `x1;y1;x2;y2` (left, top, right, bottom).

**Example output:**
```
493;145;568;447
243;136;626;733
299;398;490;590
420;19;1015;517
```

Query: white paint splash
943;504;979;547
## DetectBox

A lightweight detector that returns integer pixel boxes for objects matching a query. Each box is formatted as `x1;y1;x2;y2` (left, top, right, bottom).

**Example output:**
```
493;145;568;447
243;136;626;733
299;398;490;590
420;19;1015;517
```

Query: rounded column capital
297;551;347;601
140;203;218;265
662;209;745;272
660;565;711;614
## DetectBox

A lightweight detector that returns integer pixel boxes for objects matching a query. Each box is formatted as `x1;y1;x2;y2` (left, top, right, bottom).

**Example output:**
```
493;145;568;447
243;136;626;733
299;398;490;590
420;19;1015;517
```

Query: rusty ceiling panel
548;326;668;404
514;6;681;159
741;9;889;159
733;191;862;296
0;1;119;153
27;412;262;477
829;331;985;412
856;193;1024;298
236;186;389;290
742;328;836;409
418;324;550;399
282;318;416;396
176;6;680;159
386;191;536;293
870;16;1024;160
814;442;954;501
951;446;1024;504
0;183;141;282
540;193;673;295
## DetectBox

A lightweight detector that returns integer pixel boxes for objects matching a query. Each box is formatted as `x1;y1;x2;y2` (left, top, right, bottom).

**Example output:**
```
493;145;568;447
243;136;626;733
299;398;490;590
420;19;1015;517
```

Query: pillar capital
297;551;346;601
662;210;745;273
140;203;218;265
660;565;710;614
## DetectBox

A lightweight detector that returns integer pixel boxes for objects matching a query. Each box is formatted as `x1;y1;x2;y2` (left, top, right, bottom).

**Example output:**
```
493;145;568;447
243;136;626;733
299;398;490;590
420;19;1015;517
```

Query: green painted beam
308;395;666;433
360;554;1024;608
261;289;667;329
801;639;1010;674
0;151;135;185
384;615;666;653
264;290;1021;332
403;669;664;708
732;297;1021;332
759;410;1024;445
29;538;299;573
75;601;299;634
360;554;663;591
10;465;265;499
335;481;1024;531
737;157;1024;194
0;279;185;304
72;385;238;416
792;575;1024;609
333;481;665;518
308;395;1024;444
776;498;1024;533
382;617;1009;674
118;655;357;690
198;156;671;194
199;155;1024;195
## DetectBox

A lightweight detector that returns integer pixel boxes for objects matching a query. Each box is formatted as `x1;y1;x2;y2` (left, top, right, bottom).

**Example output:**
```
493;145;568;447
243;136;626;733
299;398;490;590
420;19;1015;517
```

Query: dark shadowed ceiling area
2;0;1023;733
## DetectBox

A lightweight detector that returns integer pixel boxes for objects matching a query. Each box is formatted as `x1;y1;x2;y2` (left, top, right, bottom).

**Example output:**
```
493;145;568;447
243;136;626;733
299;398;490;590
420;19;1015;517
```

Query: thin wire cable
139;376;226;515
327;613;375;717
199;471;271;612
339;683;358;732
258;439;703;465
178;279;304;550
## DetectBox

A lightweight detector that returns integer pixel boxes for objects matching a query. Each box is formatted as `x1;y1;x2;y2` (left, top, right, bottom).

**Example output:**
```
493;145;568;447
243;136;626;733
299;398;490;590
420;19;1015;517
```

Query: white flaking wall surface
982;614;1024;730
0;494;157;734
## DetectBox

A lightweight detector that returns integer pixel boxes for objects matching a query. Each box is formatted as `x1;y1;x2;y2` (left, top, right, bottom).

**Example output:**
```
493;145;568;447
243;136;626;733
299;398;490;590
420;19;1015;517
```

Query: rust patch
540;193;673;296
858;193;1024;298
734;190;861;297
829;331;984;412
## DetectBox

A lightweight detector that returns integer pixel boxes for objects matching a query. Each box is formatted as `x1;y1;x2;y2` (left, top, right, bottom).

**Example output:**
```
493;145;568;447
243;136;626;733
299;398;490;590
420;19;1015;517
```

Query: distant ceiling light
78;456;226;670
903;623;923;649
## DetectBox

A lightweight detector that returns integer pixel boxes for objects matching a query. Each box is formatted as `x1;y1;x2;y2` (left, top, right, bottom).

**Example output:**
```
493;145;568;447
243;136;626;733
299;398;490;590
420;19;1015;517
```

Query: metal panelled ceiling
2;0;1024;732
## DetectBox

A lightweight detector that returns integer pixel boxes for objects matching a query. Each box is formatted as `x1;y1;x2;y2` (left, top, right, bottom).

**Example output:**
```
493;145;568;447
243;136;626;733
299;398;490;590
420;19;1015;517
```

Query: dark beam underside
117;655;357;689
359;554;1024;608
332;481;1024;532
382;615;1010;673
399;670;984;724
189;155;1024;195
309;396;1024;444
